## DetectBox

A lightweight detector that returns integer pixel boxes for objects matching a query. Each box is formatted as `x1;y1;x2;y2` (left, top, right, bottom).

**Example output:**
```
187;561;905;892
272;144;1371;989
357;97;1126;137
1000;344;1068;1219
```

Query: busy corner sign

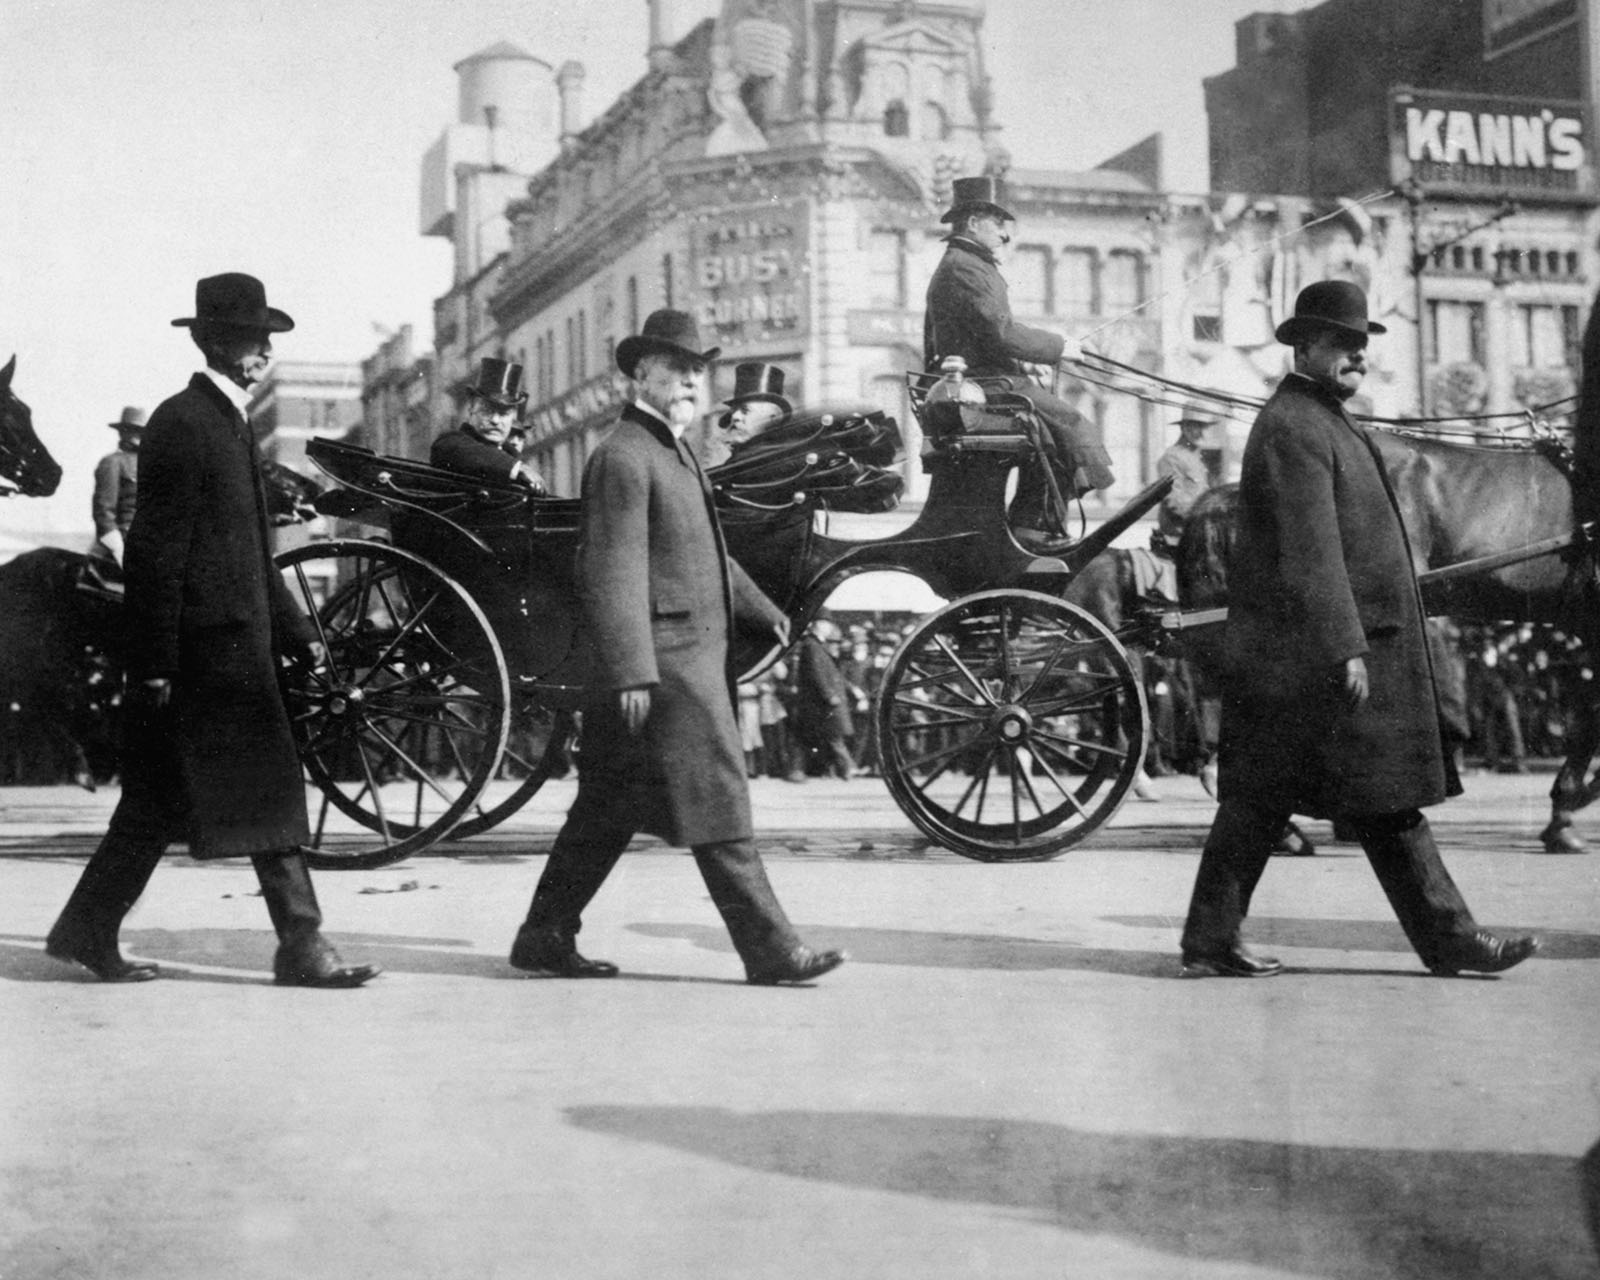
689;201;809;350
1390;88;1594;200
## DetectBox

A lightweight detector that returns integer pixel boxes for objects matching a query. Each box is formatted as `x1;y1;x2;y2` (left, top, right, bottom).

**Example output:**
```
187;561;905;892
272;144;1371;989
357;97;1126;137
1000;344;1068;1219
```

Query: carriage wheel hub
328;686;365;717
994;705;1032;742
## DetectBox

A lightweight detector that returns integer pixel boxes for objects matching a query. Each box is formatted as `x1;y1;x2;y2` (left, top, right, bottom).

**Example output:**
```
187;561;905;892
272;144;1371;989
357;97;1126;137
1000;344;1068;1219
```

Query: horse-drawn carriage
279;376;1174;869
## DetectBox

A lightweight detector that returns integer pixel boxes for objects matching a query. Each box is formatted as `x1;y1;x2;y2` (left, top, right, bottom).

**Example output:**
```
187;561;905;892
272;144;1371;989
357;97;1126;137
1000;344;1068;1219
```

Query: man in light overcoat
508;309;845;985
1178;280;1537;979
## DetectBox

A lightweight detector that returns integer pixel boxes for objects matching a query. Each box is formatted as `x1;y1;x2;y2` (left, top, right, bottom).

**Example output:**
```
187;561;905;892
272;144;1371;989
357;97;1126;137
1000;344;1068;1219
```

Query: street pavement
2;771;1597;1280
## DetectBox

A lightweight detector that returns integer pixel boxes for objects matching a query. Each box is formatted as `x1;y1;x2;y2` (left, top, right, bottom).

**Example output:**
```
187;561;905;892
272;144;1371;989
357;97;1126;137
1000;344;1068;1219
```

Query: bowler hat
108;405;148;431
171;272;295;332
456;356;527;409
1274;279;1386;346
615;309;721;378
724;362;792;414
940;175;1014;225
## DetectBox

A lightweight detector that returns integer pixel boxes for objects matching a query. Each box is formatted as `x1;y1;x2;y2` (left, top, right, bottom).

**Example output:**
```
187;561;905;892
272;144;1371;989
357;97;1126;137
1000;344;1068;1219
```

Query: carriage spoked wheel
876;589;1148;861
275;539;512;870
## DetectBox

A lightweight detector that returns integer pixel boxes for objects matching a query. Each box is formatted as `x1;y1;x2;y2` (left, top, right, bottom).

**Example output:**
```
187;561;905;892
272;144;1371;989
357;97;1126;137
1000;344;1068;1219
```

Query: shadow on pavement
1106;916;1600;960
565;1105;1596;1279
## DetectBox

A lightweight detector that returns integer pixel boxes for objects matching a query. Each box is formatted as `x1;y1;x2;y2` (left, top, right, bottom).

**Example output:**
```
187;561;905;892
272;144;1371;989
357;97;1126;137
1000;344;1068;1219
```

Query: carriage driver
924;175;1114;544
431;357;546;494
89;406;146;569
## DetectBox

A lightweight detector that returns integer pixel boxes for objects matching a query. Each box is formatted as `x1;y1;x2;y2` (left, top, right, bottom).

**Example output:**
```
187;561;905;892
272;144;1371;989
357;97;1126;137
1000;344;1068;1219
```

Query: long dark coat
574;403;787;846
119;374;315;858
794;634;852;747
1218;374;1456;818
923;237;1113;491
430;426;520;483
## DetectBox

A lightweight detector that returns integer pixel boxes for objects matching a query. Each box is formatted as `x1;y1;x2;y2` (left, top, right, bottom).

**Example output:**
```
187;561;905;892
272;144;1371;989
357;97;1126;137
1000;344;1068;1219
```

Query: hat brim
616;334;721;378
171;306;295;334
1274;314;1386;345
723;393;792;414
939;201;1015;224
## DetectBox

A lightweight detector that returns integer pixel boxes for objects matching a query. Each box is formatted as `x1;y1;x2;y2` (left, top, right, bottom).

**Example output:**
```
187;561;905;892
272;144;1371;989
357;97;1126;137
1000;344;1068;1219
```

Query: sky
0;0;1278;543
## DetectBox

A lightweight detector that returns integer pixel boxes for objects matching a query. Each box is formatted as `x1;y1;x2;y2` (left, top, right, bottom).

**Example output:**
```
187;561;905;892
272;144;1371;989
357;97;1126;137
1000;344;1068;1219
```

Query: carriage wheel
876;589;1147;861
275;539;511;870
439;695;576;840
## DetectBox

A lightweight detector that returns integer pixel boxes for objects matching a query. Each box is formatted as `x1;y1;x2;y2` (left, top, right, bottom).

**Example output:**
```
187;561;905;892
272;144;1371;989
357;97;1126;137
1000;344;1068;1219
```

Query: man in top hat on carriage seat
1176;278;1538;979
89;406;146;572
45;272;380;988
924;174;1115;547
430;356;546;493
702;360;793;468
506;308;845;986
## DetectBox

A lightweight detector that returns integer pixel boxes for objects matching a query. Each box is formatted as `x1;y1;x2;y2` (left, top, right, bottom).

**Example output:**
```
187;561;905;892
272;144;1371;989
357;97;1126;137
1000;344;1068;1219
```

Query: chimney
557;61;586;151
647;0;678;71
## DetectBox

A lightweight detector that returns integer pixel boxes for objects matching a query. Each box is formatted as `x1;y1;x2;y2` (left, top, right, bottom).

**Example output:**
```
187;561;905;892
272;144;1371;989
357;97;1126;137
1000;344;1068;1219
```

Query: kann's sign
1390;89;1593;200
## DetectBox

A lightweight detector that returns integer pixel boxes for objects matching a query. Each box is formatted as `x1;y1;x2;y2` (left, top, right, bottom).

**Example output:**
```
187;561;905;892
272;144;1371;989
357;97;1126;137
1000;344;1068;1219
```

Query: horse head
259;457;324;526
0;356;64;498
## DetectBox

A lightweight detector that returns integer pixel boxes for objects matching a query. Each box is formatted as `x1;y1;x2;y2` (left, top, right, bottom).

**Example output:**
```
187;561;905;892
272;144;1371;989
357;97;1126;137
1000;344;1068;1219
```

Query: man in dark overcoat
1178;280;1538;979
794;626;856;779
46;273;379;988
429;356;545;491
507;309;845;985
924;175;1114;539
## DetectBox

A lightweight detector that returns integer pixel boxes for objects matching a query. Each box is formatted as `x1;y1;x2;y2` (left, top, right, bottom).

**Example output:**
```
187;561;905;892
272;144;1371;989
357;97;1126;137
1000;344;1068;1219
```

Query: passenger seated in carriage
430;357;546;494
704;361;792;467
924;175;1113;545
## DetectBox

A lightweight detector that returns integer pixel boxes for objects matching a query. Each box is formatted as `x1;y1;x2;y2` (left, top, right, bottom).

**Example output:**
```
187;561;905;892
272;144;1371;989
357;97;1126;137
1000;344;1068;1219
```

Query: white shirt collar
200;366;254;418
631;397;683;438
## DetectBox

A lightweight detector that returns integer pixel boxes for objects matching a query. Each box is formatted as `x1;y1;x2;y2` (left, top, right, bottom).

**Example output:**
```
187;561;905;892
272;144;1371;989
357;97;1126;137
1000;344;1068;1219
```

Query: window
865;229;908;309
1102;250;1145;316
1010;246;1051;316
626;275;639;335
920;101;949;141
534;335;546;401
884;99;908;137
1426;300;1486;366
1056;249;1096;318
565;316;576;389
1510;304;1576;368
577;308;588;380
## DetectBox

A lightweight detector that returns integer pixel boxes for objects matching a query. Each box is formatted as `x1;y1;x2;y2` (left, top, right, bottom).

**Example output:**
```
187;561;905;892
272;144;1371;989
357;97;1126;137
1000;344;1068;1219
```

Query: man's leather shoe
1179;945;1283;978
746;946;847;986
273;935;380;988
1427;930;1539;976
509;937;618;978
45;921;159;982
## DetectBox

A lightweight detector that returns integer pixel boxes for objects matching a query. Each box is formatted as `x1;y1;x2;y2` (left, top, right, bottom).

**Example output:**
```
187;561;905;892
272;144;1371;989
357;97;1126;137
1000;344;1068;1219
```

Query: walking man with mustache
1177;280;1538;980
506;310;845;986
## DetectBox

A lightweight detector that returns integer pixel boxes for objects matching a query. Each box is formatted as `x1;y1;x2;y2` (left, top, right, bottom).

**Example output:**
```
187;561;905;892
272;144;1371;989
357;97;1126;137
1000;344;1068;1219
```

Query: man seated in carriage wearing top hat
704;361;792;468
924;175;1114;546
430;356;546;494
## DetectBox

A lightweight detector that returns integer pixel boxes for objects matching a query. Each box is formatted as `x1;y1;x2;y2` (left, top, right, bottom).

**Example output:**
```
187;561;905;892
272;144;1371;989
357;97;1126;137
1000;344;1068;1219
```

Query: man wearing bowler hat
90;406;146;569
45;273;379;988
430;356;545;493
924;175;1114;543
1176;279;1537;979
506;309;845;985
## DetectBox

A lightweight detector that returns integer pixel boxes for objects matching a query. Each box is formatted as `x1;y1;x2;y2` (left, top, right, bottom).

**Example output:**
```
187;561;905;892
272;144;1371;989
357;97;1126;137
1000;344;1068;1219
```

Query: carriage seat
906;374;1038;453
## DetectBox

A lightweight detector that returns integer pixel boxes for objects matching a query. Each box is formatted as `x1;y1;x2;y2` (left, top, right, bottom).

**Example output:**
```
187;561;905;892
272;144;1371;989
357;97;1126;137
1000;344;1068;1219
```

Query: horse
0;355;64;498
1176;425;1599;852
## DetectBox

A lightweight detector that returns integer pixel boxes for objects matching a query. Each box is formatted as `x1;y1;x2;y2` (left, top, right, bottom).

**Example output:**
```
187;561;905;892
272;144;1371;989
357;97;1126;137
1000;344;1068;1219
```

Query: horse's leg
1543;682;1599;854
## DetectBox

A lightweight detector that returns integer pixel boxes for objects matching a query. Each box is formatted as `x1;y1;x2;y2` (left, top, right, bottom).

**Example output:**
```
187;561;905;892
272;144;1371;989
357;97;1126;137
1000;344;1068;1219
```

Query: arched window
920;101;949;141
884;99;909;137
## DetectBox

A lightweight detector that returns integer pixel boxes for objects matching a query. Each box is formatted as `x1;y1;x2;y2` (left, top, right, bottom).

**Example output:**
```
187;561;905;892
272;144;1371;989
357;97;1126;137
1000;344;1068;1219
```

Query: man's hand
1341;656;1369;709
140;677;171;710
619;686;651;734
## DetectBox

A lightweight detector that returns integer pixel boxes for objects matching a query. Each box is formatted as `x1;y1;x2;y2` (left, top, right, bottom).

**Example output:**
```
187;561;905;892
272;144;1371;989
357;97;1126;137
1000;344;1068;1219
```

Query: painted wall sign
526;370;630;443
689;201;809;348
1391;89;1593;199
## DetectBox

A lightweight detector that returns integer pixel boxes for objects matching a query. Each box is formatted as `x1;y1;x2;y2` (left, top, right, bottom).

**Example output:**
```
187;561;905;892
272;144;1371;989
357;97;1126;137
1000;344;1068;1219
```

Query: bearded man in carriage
923;175;1114;546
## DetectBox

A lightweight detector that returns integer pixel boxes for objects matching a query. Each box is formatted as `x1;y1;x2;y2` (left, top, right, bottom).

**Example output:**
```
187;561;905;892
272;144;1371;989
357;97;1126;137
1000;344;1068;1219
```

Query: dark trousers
51;803;323;947
518;788;801;972
1181;799;1476;966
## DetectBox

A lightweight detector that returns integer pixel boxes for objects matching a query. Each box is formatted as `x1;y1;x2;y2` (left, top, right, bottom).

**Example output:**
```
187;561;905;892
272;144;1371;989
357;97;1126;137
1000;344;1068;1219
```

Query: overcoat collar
943;235;999;268
621;401;693;464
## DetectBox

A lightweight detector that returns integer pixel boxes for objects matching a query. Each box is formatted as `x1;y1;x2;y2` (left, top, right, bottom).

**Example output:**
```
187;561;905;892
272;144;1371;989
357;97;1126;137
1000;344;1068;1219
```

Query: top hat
171;273;295;332
108;405;148;431
456;356;527;409
940;175;1014;225
724;362;792;414
615;309;721;378
1274;279;1386;346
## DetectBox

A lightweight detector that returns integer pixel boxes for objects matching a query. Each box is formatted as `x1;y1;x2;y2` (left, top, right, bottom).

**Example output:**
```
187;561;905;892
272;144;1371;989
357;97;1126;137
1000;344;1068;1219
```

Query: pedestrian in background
89;406;145;572
506;310;844;986
795;625;857;779
1177;280;1537;979
47;273;380;988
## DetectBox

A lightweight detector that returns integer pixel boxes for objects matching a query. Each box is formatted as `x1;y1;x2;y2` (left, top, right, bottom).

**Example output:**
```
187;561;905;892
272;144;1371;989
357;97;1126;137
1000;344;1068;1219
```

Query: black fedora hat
1274;279;1386;345
724;362;791;414
615;309;721;378
171;272;294;332
456;356;527;409
940;175;1014;224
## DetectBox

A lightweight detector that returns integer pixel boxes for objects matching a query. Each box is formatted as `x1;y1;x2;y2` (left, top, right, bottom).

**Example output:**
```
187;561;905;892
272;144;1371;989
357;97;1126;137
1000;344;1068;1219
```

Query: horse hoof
1539;822;1588;855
